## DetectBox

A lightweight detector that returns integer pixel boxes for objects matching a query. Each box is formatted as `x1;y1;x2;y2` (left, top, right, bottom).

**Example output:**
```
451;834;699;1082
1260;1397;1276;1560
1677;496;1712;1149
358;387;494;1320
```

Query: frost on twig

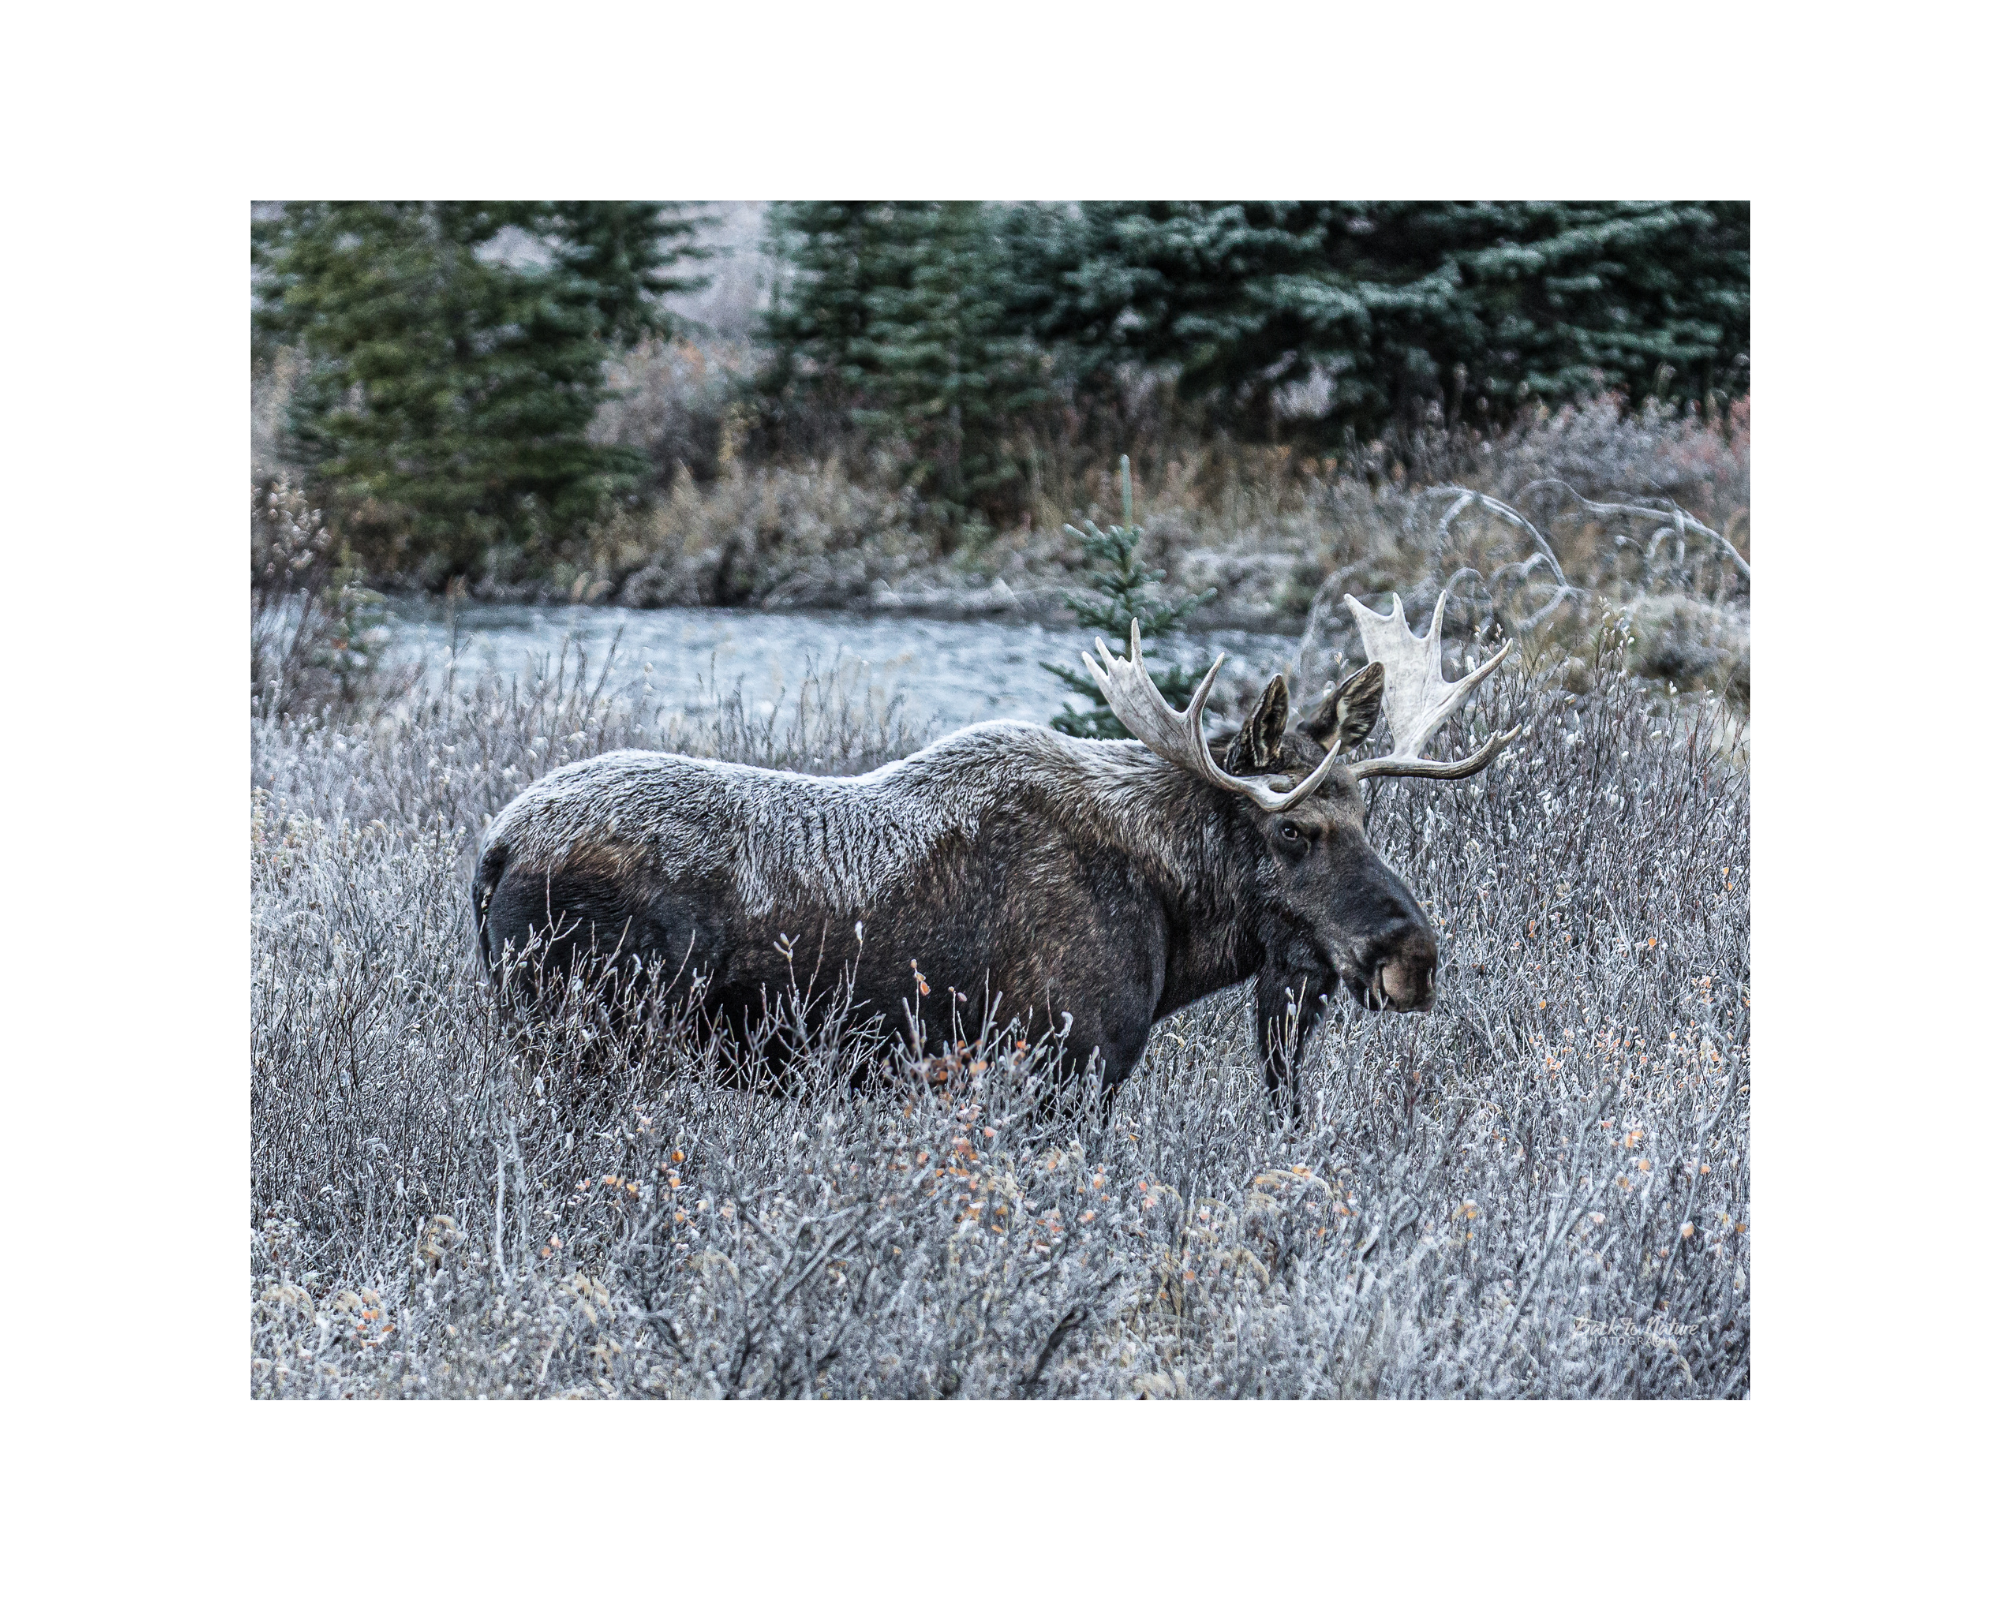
1520;478;1751;586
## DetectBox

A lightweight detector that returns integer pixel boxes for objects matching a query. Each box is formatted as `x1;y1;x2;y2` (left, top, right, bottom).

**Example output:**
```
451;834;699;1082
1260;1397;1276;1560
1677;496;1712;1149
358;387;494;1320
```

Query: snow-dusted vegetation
252;634;1747;1398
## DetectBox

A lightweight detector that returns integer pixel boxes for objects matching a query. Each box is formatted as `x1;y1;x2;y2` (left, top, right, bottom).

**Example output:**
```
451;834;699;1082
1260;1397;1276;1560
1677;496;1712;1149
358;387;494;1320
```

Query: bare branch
1521;478;1751;584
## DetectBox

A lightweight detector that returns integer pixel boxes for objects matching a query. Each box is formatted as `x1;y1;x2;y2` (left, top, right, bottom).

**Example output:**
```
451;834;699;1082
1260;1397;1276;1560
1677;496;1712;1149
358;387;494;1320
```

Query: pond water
382;600;1312;733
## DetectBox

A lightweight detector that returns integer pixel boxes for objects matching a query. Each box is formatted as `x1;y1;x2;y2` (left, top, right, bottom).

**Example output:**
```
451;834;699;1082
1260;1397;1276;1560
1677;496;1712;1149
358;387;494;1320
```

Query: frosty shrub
252;636;1748;1399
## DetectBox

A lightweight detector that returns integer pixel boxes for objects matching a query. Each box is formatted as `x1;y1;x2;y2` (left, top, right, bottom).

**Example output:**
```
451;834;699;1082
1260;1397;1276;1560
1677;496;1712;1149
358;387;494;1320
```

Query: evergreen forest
252;201;1749;592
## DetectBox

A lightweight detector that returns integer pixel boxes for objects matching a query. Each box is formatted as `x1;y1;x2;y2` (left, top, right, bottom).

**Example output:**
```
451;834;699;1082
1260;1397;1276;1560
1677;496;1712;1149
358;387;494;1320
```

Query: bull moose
474;594;1518;1113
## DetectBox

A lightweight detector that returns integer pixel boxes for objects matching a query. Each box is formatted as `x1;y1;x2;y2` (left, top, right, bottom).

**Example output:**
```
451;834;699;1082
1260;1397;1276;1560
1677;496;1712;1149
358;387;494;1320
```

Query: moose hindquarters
475;840;718;1011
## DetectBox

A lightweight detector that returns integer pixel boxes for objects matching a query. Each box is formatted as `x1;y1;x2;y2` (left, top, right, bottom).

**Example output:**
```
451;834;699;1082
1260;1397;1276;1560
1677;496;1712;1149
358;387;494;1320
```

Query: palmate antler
1082;623;1344;813
1340;594;1519;781
1084;596;1517;804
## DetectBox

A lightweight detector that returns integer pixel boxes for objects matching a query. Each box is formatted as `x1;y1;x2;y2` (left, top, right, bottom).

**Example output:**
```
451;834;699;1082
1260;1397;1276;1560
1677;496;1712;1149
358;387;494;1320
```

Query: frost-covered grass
251;639;1748;1399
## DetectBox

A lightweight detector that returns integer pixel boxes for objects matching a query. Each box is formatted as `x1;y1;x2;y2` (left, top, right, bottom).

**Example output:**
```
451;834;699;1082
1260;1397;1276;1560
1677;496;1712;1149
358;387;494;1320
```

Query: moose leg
1255;964;1333;1120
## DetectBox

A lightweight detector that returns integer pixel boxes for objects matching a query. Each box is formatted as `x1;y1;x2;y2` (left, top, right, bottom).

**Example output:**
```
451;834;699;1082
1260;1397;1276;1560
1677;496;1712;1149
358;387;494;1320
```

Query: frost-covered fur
485;721;1203;921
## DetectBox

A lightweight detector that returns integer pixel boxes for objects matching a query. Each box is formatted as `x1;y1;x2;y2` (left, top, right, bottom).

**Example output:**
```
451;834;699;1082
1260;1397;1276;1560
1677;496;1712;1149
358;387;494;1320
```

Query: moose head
1084;593;1518;1023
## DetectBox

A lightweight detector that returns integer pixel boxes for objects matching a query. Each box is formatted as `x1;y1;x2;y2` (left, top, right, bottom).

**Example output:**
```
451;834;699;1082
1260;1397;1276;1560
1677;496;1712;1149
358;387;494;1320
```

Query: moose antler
1082;623;1345;813
1340;594;1519;781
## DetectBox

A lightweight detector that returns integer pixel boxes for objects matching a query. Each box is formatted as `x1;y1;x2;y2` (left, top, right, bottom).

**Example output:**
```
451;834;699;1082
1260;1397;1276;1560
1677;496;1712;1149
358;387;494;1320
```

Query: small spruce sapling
1045;456;1216;739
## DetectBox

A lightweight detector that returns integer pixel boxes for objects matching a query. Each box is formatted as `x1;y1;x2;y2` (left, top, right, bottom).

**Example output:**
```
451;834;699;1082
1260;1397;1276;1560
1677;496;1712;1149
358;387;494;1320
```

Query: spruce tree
1044;457;1215;739
1018;200;1750;442
758;201;908;448
862;202;1040;536
253;202;670;578
759;201;1040;533
544;202;711;346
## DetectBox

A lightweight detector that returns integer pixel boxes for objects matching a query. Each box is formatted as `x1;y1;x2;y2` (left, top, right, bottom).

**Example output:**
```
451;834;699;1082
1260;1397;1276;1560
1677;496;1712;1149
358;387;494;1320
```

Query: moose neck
1049;740;1268;1009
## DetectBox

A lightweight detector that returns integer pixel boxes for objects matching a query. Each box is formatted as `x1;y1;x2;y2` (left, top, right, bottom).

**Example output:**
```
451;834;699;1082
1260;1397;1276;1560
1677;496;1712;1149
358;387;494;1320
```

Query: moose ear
1233;674;1291;772
1303;661;1385;753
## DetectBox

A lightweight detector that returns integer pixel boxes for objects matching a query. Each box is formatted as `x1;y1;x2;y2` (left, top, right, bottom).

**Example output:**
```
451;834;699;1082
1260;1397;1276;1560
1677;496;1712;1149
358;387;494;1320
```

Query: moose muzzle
1362;917;1438;1012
